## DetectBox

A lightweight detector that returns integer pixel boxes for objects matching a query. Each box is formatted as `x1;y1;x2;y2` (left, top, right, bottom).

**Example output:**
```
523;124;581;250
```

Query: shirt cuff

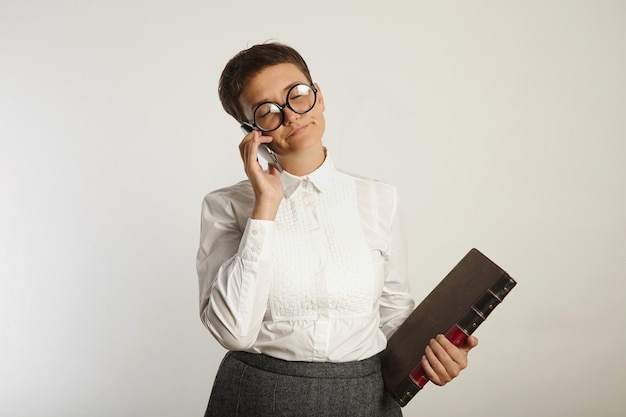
237;218;275;262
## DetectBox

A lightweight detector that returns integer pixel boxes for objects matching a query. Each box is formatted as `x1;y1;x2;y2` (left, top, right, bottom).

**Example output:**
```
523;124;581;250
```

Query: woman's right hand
239;130;284;220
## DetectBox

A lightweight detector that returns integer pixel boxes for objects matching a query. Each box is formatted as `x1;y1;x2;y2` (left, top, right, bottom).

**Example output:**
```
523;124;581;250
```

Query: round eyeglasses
241;83;318;133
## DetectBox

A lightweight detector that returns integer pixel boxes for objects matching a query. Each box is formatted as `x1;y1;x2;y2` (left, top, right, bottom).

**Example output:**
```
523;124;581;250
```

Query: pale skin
236;62;478;386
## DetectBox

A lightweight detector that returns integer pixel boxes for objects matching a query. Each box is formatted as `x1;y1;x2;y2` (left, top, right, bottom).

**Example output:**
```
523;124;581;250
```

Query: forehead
239;63;309;113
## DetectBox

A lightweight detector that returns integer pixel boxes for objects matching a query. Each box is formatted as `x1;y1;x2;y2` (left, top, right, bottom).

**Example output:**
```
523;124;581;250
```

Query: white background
1;1;625;416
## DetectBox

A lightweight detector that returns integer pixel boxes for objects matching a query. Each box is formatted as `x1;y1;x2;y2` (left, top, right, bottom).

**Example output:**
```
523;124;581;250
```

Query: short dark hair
218;42;313;123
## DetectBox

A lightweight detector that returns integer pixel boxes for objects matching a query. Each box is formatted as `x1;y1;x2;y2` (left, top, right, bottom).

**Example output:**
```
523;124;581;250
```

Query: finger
258;134;274;146
433;335;456;360
431;336;467;380
423;343;452;385
420;352;443;386
240;132;274;162
461;336;478;358
241;132;266;173
238;130;256;161
435;334;469;367
463;335;479;352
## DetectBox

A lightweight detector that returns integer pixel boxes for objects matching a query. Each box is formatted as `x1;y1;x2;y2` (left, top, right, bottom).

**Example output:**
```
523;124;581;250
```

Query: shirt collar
281;152;336;198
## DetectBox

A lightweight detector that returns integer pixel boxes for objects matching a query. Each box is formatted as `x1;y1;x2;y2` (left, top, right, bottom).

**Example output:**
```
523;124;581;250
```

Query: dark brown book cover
380;248;517;406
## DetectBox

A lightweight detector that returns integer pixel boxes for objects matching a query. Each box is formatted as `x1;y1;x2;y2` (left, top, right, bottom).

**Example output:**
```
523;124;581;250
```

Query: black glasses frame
241;83;318;133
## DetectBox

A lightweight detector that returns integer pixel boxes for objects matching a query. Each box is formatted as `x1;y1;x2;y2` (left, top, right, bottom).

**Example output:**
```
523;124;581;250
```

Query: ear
314;83;325;111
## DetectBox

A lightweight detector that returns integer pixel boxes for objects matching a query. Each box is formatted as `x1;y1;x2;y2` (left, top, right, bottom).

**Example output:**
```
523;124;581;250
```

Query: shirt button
251;229;259;236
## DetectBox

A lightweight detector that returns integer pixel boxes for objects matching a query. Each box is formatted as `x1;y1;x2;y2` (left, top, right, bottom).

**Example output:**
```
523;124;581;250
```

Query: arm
196;130;284;350
378;186;415;338
196;192;275;350
378;186;478;386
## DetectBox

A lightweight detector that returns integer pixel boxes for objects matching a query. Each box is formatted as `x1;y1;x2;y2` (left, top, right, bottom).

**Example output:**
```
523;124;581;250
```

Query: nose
282;106;300;125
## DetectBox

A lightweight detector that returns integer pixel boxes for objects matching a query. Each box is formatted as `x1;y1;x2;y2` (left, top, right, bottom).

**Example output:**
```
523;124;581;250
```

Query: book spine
392;273;516;407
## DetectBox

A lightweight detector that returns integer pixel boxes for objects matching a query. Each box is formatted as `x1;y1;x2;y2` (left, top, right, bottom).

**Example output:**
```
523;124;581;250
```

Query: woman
196;42;478;416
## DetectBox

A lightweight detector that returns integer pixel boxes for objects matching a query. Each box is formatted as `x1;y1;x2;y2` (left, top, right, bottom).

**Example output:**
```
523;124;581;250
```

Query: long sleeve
197;157;417;362
378;193;415;338
196;183;275;350
353;179;415;340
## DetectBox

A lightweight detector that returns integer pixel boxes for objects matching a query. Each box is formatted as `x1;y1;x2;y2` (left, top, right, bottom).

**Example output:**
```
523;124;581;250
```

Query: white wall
1;1;624;416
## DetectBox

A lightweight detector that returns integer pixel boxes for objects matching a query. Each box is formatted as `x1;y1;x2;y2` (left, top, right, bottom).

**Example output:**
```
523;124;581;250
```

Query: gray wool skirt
204;351;402;417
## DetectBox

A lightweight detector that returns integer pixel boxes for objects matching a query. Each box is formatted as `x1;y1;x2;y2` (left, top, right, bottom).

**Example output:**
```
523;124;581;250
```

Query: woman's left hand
420;334;479;386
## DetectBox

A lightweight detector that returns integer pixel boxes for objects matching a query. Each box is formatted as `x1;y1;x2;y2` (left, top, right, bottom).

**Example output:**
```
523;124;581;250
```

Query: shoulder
201;179;254;219
335;167;398;202
204;179;253;202
334;168;399;227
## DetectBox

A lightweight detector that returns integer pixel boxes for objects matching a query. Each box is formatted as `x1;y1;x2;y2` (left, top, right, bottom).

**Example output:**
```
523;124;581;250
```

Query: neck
279;145;327;176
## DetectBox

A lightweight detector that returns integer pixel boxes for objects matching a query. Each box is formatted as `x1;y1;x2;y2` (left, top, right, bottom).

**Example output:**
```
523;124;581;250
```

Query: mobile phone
240;124;283;172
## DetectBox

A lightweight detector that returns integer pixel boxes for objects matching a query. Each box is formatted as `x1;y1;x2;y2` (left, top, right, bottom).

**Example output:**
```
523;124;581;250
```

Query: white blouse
196;156;415;362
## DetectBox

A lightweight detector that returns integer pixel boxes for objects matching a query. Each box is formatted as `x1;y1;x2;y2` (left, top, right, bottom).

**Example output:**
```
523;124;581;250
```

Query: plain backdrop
1;1;625;416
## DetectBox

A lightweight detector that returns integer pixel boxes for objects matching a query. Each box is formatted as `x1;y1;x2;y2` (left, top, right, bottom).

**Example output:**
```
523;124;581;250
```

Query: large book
380;248;517;407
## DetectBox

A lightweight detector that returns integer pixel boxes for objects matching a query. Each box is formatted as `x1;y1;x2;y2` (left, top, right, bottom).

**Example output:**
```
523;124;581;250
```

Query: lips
287;124;308;138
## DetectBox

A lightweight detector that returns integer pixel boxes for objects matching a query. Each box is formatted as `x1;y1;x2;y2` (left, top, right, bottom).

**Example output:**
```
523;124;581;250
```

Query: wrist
251;199;280;220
